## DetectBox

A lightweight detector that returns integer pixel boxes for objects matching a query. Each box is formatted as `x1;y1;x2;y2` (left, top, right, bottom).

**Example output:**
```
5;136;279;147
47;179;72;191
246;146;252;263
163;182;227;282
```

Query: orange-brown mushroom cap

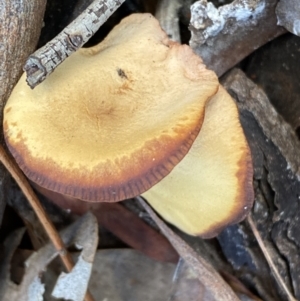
3;13;218;202
142;86;254;238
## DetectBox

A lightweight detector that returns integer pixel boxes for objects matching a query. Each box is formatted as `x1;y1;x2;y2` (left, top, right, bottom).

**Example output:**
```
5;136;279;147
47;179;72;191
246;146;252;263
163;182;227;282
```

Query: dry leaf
86;249;176;301
169;259;216;301
0;213;98;301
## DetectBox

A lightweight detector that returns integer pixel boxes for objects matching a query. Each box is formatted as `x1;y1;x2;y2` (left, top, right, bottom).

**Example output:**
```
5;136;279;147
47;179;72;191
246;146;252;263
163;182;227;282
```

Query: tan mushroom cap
142;86;254;238
4;14;218;202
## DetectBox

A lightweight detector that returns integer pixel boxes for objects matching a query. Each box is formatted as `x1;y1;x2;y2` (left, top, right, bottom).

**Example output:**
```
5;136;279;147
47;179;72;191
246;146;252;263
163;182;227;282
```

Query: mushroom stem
24;0;125;89
0;145;95;301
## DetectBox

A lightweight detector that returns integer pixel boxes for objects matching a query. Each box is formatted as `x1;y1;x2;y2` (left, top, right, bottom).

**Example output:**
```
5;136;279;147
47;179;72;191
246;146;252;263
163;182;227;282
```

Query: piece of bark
224;70;300;176
217;68;300;301
244;34;300;132
189;0;286;76
276;0;300;36
155;0;181;43
0;0;46;227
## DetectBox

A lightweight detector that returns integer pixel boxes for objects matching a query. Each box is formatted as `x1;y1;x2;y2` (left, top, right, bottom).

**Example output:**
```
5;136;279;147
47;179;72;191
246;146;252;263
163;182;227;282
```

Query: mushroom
142;86;253;238
4;14;218;202
3;13;253;237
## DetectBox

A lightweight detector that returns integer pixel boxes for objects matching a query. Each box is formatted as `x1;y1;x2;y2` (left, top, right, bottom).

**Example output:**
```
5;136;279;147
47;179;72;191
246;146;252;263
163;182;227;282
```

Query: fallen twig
0;145;95;301
24;0;125;89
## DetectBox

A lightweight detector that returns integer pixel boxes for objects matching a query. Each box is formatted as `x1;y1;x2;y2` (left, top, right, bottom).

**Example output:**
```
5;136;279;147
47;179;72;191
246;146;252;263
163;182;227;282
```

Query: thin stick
0;145;95;301
247;215;298;301
24;0;125;89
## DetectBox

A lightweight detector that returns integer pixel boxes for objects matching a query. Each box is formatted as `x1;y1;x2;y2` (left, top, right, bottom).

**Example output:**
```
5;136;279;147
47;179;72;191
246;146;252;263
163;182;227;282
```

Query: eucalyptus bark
189;0;286;76
218;69;300;301
0;0;46;226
